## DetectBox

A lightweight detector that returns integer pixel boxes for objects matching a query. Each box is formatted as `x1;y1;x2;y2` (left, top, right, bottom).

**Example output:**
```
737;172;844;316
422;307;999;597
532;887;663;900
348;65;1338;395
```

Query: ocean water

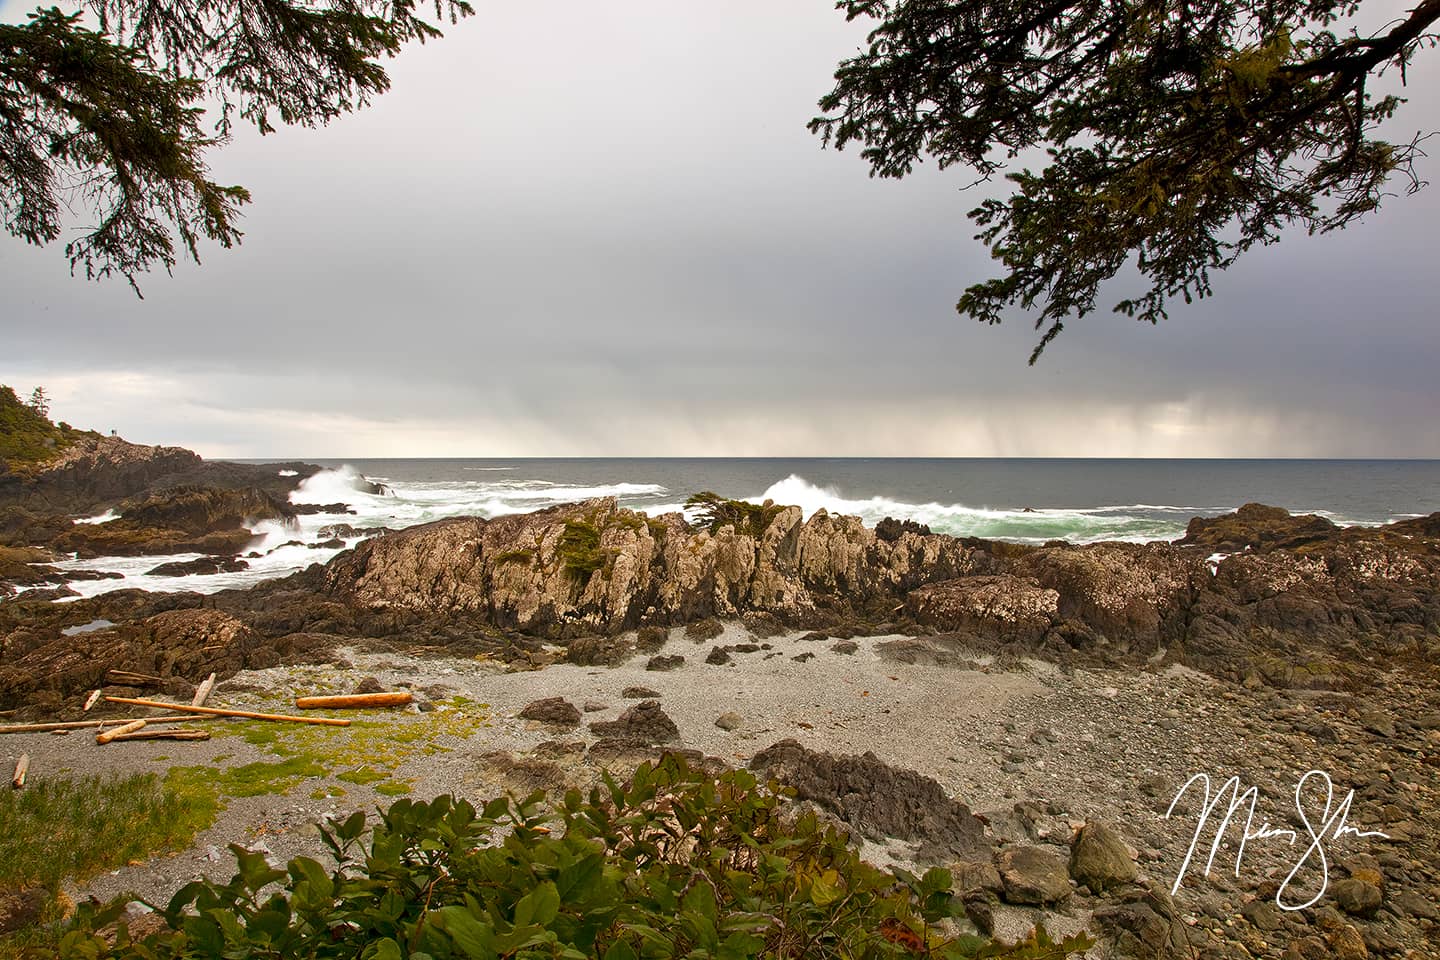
46;458;1440;599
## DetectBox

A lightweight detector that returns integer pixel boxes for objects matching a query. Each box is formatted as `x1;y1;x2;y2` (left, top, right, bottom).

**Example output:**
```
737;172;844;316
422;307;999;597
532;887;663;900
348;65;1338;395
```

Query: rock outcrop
5;500;1439;715
0;433;317;516
312;498;1440;694
0;608;263;714
49;486;297;558
322;498;988;636
749;739;991;862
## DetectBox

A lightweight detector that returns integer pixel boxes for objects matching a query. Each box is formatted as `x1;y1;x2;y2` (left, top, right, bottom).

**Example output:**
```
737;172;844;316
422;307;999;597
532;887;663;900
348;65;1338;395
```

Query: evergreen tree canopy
813;0;1439;361
1;0;471;288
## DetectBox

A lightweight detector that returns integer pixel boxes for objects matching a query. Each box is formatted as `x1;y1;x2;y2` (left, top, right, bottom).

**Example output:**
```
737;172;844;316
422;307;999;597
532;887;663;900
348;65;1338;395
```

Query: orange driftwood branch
294;692;413;710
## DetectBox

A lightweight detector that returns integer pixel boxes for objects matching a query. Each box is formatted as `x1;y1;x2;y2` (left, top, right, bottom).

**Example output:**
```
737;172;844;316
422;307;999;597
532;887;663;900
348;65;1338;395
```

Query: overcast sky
3;1;1438;458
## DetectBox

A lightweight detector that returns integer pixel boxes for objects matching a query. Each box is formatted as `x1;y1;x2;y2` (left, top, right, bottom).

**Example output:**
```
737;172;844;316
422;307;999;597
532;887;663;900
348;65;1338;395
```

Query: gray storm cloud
2;1;1437;457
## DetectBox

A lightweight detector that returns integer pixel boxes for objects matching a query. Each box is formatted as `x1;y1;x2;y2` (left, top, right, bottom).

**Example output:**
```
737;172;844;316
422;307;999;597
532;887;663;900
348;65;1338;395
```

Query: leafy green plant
57;756;1091;959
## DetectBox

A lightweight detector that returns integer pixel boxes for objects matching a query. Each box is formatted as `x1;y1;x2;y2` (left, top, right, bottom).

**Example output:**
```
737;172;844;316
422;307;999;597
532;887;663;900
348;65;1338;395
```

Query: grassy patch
493;548;534;565
0;773;212;890
167;756;328;801
0;773;214;953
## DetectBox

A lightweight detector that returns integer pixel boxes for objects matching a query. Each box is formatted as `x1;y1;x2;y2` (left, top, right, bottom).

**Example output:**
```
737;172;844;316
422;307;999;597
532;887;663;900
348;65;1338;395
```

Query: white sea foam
293;465;391;503
39;463;1402;601
745;475;1195;544
47;537;362;599
277;469;299;477
73;510;119;525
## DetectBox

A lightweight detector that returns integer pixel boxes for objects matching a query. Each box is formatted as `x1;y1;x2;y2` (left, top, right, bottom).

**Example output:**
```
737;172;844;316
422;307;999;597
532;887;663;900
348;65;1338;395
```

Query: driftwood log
191;673;217;707
95;719;147;744
294;692;413;710
103;697;350;727
0;716;220;734
105;729;211;743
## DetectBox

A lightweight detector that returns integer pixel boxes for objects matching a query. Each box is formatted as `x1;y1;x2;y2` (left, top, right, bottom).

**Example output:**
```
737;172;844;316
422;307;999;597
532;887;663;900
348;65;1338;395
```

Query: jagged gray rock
748;738;989;862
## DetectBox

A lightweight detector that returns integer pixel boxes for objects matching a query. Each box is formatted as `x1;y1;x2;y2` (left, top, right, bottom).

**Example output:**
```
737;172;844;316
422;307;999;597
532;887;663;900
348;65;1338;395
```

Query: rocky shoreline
2;432;1438;958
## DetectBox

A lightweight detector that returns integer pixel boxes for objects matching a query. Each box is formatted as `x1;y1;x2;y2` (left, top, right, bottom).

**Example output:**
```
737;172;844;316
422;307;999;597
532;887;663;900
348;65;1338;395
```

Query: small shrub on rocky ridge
558;521;605;579
58;757;1091;959
684;492;784;537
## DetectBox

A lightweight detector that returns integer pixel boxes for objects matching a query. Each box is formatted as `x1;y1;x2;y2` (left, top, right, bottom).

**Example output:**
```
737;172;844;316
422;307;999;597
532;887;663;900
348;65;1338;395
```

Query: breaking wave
745;475;1215;544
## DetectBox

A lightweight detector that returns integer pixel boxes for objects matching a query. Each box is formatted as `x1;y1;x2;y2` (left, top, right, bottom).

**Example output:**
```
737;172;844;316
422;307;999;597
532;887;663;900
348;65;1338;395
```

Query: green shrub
58;756;1091;959
558;521;605;579
684;493;784;538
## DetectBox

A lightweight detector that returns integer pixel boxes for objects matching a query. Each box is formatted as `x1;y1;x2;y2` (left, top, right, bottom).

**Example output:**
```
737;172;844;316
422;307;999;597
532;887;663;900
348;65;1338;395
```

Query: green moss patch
195;700;489;801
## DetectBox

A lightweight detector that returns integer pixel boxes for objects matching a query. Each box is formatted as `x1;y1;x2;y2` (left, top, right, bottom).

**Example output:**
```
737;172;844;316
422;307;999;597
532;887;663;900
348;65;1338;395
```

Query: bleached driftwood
103;697;350;727
95;719;147;744
191;673;217;707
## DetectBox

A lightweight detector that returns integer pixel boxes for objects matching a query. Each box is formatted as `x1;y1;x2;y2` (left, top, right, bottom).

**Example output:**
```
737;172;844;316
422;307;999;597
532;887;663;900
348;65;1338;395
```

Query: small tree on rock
27;387;50;419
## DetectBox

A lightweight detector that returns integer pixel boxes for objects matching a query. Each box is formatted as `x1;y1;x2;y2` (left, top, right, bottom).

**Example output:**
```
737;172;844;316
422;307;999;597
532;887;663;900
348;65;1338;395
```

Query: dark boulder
589;700;679;743
518;697;582;726
146;556;250;577
1178;502;1338;552
748;739;989;862
875;516;932;542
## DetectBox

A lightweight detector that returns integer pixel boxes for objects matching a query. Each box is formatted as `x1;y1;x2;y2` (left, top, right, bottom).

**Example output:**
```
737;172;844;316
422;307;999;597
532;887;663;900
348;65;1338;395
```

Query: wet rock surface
146;556;251;577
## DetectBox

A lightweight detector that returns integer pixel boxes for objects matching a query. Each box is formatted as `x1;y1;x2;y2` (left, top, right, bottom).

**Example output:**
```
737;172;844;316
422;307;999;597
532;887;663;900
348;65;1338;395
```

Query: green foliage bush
558;521;605;580
683;493;784;538
0;384;80;470
57;757;1090;959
